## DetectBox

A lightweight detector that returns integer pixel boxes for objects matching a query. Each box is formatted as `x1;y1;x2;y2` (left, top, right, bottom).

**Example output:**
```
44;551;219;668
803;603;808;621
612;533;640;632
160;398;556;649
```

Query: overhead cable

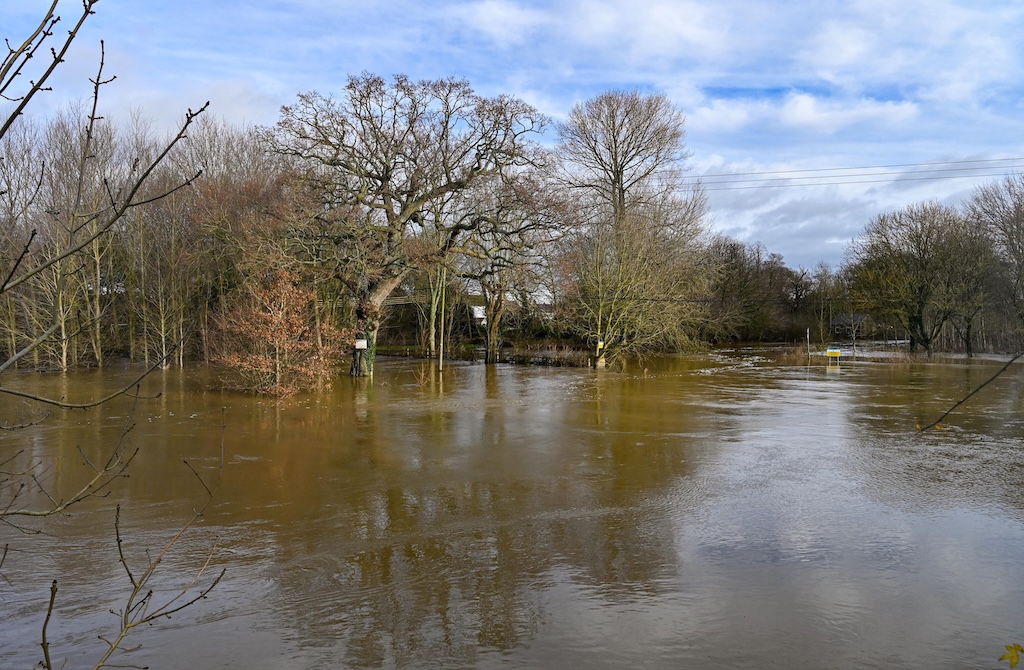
690;157;1024;191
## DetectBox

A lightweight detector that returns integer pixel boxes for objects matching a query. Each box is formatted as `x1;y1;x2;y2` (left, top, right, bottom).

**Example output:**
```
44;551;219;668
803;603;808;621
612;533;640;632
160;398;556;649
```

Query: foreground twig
41;580;57;670
918;351;1023;431
38;412;227;670
0;350;175;409
2;397;139;527
41;444;225;670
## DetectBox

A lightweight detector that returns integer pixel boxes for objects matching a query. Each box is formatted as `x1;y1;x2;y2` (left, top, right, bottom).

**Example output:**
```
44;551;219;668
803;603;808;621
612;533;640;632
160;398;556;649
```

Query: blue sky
6;0;1024;269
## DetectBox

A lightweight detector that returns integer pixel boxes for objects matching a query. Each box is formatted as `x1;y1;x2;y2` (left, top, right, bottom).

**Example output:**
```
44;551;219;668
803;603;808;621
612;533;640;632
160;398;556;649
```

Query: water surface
2;351;1023;669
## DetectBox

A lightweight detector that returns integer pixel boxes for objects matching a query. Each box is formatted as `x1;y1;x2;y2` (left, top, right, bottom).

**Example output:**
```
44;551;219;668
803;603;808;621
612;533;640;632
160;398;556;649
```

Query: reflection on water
2;352;1024;669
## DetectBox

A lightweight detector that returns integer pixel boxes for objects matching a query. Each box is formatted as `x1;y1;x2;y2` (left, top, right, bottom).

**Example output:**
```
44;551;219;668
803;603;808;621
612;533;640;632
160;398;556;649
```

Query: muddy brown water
2;350;1024;669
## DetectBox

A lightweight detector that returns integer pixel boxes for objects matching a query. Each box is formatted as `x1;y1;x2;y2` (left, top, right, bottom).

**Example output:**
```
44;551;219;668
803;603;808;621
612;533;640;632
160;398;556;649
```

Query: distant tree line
5;73;1024;393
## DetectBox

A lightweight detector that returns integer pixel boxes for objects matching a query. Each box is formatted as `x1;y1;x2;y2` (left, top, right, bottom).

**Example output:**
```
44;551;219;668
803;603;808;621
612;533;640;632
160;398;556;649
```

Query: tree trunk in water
427;270;441;358
351;293;382;377
199;305;209;364
907;313;929;354
349;273;409;377
57;290;69;372
350;318;378;377
90;239;104;368
485;319;500;364
484;294;505;364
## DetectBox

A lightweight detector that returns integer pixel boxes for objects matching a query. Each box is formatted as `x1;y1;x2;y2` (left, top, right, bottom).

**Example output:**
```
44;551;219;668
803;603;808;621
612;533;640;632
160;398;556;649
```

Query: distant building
470;305;486;325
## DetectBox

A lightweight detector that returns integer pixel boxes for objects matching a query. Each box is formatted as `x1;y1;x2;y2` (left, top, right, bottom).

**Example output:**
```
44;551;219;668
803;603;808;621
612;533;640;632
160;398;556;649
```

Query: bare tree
557;90;689;227
271;73;545;375
705;239;810;342
559;192;710;366
945;222;999;354
555;90;707;365
408;191;467;362
0;116;46;366
1;14;208;389
167;116;294;363
31;103;121;370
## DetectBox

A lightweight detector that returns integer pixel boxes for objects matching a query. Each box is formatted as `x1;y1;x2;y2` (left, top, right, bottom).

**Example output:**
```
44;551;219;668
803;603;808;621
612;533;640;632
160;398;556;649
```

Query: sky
5;0;1024;270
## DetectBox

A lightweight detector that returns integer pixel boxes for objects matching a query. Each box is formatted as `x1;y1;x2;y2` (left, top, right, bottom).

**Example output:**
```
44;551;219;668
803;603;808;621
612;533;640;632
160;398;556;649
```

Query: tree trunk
485;319;500;363
427;267;442;358
350;314;378;377
484;291;505;364
349;272;409;377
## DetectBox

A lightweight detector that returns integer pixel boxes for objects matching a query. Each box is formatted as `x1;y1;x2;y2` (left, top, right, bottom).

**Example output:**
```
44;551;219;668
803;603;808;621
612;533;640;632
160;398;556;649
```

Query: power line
698;156;1024;178
701;163;1024;186
701;171;1022;191
690;157;1024;191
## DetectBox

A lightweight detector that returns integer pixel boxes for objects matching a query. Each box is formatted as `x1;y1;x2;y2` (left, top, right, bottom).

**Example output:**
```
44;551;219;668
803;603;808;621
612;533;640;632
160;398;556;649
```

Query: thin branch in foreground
917;351;1023;431
1;409;52;430
40;580;57;670
114;504;137;589
0;348;176;409
182;459;212;498
3;399;140;521
44;438;226;670
95;488;224;667
0;227;37;293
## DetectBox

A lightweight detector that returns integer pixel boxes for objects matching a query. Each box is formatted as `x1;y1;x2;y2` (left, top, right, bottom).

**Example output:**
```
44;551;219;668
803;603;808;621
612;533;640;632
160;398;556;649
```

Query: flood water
2;350;1024;669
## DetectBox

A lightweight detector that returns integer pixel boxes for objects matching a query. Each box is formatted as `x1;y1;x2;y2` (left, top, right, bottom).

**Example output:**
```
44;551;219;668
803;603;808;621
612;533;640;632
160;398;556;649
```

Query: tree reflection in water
3;353;1023;669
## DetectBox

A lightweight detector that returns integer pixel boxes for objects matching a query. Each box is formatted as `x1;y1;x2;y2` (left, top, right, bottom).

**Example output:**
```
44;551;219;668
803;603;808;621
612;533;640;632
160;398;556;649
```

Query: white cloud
687;92;919;146
6;0;1024;271
803;22;878;88
779;93;918;134
621;1;729;59
454;0;549;47
688;99;758;134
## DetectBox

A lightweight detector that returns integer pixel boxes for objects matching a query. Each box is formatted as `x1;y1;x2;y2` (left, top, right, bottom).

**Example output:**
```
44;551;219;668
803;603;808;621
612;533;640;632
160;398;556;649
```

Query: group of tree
845;188;1024;355
3;76;718;386
7;48;1024;395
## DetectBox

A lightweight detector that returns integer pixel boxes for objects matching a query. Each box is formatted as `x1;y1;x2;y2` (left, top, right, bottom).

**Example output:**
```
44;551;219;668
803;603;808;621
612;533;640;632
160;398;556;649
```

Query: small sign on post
355;339;368;350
